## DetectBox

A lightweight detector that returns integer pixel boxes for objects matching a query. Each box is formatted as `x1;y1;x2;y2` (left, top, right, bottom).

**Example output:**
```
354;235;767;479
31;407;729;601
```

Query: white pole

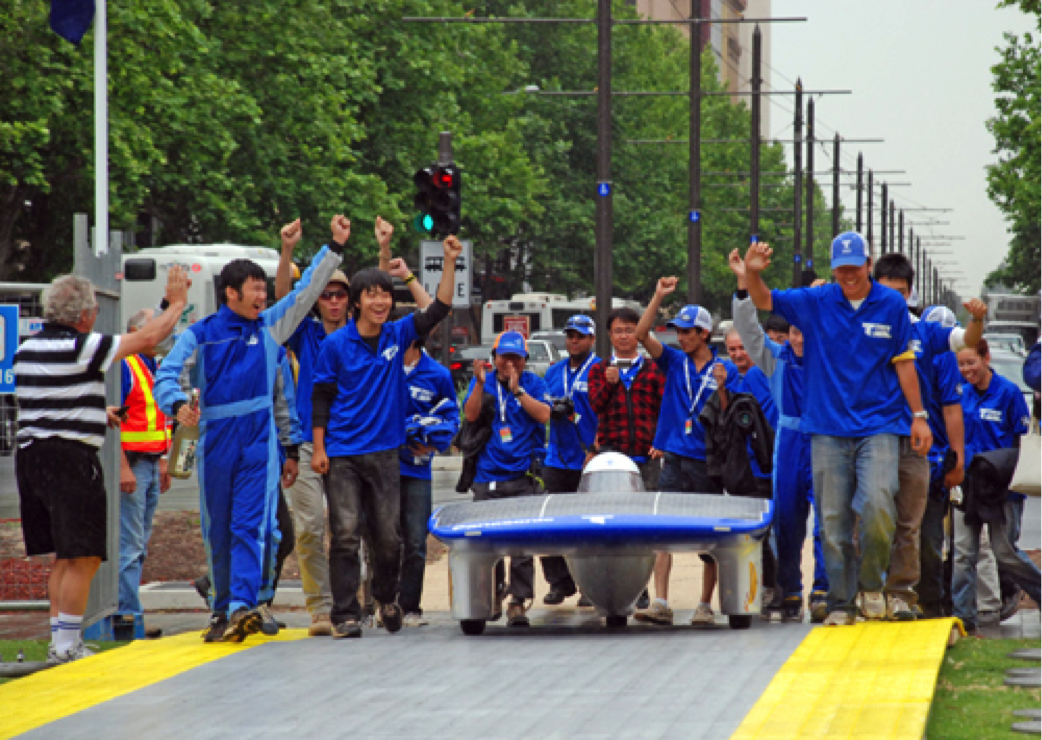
94;0;108;256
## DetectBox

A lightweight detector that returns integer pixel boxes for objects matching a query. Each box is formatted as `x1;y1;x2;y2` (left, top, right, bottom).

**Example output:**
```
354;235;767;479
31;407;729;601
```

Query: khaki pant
884;439;931;603
286;443;333;616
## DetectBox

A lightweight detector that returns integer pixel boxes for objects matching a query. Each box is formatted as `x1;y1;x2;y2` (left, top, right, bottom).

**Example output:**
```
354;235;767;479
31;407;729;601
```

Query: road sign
503;315;531;338
597;182;611;197
688;210;700;223
420;240;472;309
1;305;18;393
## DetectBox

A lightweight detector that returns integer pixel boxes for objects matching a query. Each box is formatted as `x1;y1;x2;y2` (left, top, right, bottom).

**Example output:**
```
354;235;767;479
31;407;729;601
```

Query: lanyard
495;377;512;424
685;356;715;417
564;354;596;399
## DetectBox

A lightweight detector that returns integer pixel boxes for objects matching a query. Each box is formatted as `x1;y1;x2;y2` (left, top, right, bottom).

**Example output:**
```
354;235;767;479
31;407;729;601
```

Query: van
121;244;282;333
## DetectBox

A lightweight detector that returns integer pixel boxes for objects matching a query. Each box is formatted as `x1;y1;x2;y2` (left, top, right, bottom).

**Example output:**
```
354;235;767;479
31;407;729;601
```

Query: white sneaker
55;641;97;664
689;603;715;626
634;600;674;625
403;613;429;628
823;610;855;626
861;591;887;621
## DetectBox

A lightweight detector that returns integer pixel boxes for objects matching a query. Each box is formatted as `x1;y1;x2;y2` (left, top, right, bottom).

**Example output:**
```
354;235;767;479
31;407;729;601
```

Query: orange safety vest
120;355;170;453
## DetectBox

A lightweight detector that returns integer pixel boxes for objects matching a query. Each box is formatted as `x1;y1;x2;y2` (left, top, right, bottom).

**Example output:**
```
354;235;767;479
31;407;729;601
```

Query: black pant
539;467;584;594
269;486;295;602
473;476;538;601
326;450;401;623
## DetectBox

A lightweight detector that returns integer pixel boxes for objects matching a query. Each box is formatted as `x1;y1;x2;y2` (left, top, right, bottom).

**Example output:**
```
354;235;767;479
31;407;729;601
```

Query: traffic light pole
791;81;803;287
804;98;815;271
687;0;703;305
749;25;762;245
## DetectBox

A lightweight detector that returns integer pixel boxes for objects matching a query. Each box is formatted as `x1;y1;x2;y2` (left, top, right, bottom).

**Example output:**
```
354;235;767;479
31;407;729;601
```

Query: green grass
0;639;129;685
927;636;1041;739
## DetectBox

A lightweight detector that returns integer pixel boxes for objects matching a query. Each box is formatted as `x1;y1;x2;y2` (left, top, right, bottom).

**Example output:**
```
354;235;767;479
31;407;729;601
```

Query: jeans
811;434;900;614
885;438;931;603
399;475;432;615
286;443;333;616
659;453;719;494
473;476;538;601
118;455;162;614
326;450;402;623
539;466;584;594
953;500;1042;629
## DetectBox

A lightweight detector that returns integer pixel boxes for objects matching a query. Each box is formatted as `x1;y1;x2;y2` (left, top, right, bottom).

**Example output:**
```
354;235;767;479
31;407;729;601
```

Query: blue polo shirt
654;345;737;461
464;371;549;483
907;315;957;433
400;352;460;480
544;354;599;471
771;281;914;438
927;352;964;466
962;371;1030;501
313;315;419;457
287;317;328;443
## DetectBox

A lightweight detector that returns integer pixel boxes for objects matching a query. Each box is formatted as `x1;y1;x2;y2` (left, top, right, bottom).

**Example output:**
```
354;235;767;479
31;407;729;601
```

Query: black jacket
961;447;1020;527
455;391;496;493
699;392;775;497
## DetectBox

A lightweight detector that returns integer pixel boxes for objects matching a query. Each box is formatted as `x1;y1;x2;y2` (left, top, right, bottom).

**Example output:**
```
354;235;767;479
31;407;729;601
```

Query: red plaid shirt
587;357;665;458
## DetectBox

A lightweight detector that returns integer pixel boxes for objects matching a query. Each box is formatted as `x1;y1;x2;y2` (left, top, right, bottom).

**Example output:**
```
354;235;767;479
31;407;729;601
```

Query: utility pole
880;182;888;254
855;152;863;232
866;169;874;251
792;81;803;287
916;236;922;299
805;97;815;270
889;199;896;258
831;133;840;239
898;210;904;255
749;25;762;244
594;0;612;359
688;0;703;304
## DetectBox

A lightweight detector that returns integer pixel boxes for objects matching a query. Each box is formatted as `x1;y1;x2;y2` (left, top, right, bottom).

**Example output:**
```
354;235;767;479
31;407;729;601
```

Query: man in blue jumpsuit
729;248;829;623
156;216;346;642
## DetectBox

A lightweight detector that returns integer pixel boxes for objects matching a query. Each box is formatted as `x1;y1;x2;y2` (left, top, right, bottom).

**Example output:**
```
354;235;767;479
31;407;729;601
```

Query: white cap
923;305;958;329
583;452;640;476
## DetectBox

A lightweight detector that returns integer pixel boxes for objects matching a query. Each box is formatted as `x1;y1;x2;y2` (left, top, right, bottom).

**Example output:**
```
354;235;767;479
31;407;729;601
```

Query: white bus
480;293;643;342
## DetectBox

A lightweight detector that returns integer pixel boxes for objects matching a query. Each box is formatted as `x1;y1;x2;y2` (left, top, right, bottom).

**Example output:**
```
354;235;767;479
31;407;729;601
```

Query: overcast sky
766;0;1035;299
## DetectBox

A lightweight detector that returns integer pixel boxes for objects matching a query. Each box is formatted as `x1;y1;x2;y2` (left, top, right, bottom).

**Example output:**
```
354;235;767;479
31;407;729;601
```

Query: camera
549;396;576;422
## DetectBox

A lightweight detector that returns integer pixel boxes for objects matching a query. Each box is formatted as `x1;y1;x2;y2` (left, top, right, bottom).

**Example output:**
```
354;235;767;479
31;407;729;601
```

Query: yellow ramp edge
0;628;307;740
732;618;962;740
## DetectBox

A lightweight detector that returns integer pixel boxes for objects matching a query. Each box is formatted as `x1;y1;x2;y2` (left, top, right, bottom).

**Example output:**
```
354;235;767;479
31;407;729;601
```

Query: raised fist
280;218;302;251
375;216;394;249
744;241;772;273
656;276;679;297
330;214;351;244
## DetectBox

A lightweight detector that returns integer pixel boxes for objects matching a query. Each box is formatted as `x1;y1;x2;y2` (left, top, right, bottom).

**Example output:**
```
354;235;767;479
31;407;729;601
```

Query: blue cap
494;331;528;357
564;315;596;336
830;231;869;269
667;305;713;332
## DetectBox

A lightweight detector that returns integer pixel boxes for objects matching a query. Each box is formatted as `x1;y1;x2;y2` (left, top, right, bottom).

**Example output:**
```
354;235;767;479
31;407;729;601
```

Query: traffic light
412;163;461;237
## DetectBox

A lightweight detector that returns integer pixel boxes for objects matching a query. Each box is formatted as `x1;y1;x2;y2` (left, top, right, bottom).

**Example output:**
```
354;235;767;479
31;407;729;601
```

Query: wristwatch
513;387;526;399
913;410;929;420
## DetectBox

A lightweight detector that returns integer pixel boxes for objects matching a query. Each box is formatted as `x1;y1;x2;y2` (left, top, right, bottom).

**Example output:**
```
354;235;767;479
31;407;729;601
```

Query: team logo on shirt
573;381;589;393
908;339;922;356
956;385;964;396
410;386;434;402
980;408;1003;423
862;323;892;339
382;345;399;362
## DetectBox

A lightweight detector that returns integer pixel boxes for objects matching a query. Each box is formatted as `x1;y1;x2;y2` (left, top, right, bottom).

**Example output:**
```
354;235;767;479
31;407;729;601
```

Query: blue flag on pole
50;0;96;45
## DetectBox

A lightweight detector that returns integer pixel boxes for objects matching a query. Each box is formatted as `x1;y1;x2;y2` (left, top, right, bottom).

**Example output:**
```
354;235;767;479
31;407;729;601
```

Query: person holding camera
540;315;599;606
463;331;552;627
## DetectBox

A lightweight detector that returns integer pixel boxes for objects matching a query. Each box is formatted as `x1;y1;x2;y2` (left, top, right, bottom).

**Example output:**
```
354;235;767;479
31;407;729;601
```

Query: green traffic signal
412;212;434;234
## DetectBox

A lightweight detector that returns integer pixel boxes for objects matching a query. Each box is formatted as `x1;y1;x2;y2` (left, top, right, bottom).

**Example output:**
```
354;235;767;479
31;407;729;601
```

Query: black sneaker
257;604;280;636
636;589;650;610
222;607;263;643
202;612;228;643
781;596;804;623
332;620;362;639
1000;588;1022;623
380;603;403;633
543;587;576;606
194;575;212;606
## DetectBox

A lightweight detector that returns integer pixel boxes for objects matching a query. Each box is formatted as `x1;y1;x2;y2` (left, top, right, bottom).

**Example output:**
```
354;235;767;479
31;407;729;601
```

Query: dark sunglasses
320;290;348;301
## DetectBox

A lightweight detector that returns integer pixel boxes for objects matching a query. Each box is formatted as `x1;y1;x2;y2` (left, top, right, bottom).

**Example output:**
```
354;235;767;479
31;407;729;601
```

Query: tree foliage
1;0;833;322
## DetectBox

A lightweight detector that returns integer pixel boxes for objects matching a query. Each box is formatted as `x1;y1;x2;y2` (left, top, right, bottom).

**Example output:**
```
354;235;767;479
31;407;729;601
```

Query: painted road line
731;618;963;739
0;629;307;739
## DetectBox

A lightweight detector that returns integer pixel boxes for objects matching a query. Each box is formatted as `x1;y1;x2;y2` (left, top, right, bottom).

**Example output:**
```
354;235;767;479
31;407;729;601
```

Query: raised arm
388;258;433;310
728;248;777;375
957;298;987;351
743;241;774;312
375;216;393;273
265;215;347;345
114;267;188;363
275;219;302;301
637;277;677;360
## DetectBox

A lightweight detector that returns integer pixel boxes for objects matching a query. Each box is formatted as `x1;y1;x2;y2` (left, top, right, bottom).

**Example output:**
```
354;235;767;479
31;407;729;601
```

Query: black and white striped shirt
14;323;121;449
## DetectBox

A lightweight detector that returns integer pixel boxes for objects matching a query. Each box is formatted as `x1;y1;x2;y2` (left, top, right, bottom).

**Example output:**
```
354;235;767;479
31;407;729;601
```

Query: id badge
685;419;693;435
500;427;513;444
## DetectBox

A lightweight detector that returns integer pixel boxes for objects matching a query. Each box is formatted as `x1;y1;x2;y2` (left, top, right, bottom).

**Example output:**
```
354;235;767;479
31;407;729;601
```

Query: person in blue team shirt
915;306;977;617
743;234;932;626
156;218;343;643
729;249;829;623
634;277;738;627
310;235;461;639
398;337;460;627
952;338;1040;633
462;331;552;627
1025;340;1041;393
873;254;986;620
540;315;599;607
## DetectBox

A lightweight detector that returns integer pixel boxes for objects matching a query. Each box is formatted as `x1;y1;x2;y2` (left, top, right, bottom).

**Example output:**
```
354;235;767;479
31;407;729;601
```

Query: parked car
984;332;1028;356
530;330;568;354
450;344;495;391
525;339;561;376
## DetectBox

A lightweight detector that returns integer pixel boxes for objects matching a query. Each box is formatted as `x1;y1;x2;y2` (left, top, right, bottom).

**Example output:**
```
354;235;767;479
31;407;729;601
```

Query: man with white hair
15;269;187;662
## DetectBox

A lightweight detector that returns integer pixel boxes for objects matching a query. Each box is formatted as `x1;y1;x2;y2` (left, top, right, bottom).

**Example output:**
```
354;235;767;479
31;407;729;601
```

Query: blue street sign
0;305;18;394
749;234;758;243
806;259;814;268
597;182;611;197
688;210;701;223
794;254;802;264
